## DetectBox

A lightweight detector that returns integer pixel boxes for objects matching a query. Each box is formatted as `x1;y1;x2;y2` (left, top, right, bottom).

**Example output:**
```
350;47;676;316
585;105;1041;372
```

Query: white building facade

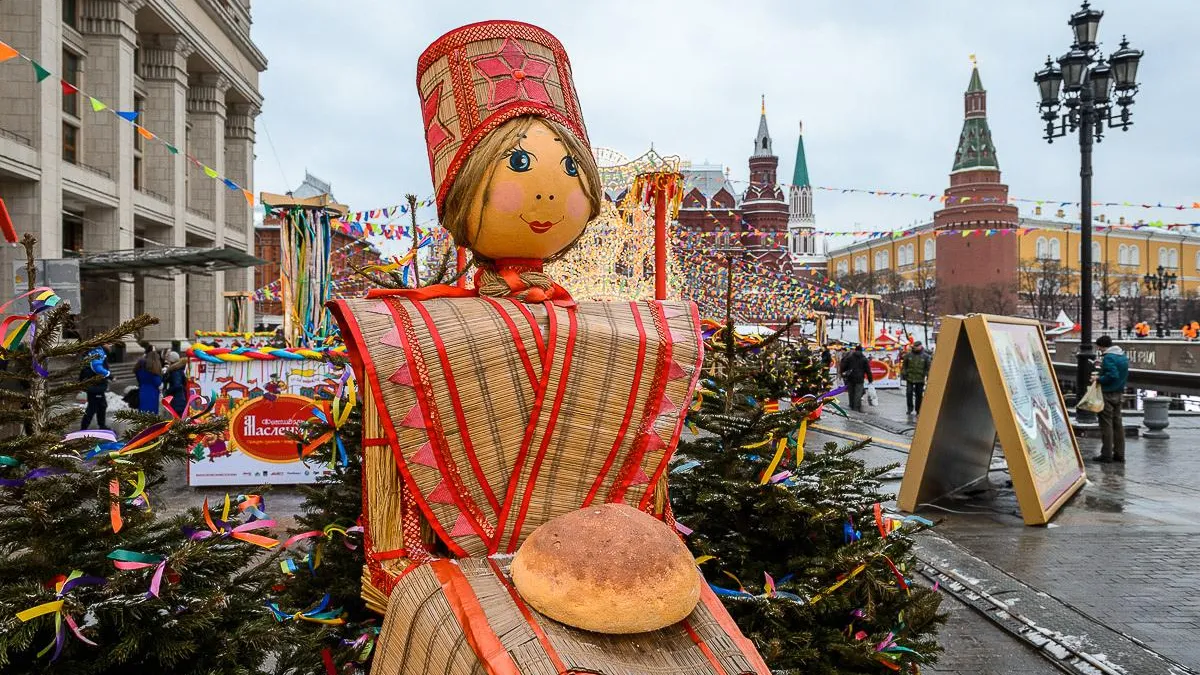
0;0;266;341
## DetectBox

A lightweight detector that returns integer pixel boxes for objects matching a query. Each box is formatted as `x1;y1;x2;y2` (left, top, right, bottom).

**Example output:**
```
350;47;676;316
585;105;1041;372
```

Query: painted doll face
467;120;590;260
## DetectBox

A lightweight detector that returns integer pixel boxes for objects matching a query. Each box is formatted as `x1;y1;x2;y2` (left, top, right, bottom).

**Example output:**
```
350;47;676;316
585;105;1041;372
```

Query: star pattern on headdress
422;82;452;153
471;38;553;110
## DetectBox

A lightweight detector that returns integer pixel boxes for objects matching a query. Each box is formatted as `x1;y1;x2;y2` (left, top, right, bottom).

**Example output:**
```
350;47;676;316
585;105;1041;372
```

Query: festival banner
186;350;349;486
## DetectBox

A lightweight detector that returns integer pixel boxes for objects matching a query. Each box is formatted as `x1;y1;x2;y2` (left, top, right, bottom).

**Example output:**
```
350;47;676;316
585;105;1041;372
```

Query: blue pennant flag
115;110;139;122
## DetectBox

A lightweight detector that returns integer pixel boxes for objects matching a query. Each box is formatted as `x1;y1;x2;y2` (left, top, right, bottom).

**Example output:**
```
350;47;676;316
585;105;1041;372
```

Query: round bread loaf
510;502;701;634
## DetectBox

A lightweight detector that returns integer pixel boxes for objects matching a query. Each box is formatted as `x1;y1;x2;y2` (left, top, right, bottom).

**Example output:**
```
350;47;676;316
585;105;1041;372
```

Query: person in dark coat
162;351;188;417
900;342;933;415
838;345;873;412
80;346;112;430
1092;335;1130;463
133;342;163;414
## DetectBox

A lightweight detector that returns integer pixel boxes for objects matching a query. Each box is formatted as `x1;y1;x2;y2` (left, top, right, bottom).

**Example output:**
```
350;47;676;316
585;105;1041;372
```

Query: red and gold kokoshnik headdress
416;21;591;217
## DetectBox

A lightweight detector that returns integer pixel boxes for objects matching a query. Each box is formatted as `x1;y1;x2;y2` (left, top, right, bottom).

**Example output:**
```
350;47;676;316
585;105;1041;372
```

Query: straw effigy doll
328;21;770;675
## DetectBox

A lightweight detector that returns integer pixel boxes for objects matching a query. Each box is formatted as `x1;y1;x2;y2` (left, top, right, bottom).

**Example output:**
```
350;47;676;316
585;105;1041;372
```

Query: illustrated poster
187;357;348;486
986;321;1083;508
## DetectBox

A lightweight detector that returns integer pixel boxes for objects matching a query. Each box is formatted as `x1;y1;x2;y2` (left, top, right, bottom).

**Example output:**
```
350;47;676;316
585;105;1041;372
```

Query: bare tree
912;264;938;342
1019;257;1072;321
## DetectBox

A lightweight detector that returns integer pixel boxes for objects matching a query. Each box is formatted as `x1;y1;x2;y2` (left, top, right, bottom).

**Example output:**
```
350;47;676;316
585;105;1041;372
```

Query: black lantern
1035;56;1064;109
1069;1;1104;51
1033;1;1144;421
1057;44;1091;93
1109;36;1143;91
1090;58;1113;105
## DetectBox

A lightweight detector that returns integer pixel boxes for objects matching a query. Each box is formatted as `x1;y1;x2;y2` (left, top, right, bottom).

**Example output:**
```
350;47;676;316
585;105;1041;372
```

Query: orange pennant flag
0;41;17;63
136;126;154;140
242;190;254;205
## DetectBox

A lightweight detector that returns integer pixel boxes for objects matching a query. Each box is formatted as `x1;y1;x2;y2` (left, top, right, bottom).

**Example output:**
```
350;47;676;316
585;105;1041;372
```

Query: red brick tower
741;97;790;277
934;65;1021;312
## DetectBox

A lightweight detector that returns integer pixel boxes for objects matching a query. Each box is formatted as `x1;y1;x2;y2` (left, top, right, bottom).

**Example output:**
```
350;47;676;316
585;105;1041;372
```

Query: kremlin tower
933;64;1020;310
740;97;790;277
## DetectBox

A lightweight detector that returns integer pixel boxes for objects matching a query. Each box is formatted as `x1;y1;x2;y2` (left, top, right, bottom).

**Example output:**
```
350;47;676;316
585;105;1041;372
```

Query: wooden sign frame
898;314;1085;526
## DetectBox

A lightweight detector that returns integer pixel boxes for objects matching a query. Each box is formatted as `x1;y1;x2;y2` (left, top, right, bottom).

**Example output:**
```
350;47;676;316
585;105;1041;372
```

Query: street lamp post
1034;1;1142;421
1143;265;1177;338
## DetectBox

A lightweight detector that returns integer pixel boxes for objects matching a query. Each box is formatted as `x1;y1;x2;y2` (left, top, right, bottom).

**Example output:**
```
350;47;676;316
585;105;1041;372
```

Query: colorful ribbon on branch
0;287;63;376
266;593;346;625
16;570;106;661
187;495;279;548
108;549;168;598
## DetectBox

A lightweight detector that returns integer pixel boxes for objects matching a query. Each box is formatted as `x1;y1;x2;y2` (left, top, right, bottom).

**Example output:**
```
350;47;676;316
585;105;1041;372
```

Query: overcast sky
249;1;1198;246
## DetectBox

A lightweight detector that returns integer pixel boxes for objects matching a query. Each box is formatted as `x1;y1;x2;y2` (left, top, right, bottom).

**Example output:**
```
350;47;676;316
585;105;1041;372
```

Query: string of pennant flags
0;38;255;206
810;184;1200;212
714;176;1200;212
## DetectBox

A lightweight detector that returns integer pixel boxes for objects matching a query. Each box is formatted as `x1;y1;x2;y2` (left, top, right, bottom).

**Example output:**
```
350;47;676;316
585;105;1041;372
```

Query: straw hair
440;115;601;263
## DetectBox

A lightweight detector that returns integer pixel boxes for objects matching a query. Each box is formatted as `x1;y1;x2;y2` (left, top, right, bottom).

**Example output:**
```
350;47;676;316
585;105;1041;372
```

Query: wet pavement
814;386;1200;673
153;383;1200;674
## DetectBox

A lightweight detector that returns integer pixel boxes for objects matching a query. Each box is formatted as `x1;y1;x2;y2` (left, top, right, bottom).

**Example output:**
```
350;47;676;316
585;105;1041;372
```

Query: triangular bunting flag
388;363;413;387
400;405;425;429
165;143;179;154
61;80;78;95
427;481;455;505
666;360;687;381
642;432;667;454
657;395;676;416
628;467;651;486
202;166;219;179
242;190;254;205
89;97;106;112
449;512;475;537
0;41;18;64
408;441;437;468
115;110;138;122
136;126;154;140
222;178;239;190
380;327;404;348
31;60;51;82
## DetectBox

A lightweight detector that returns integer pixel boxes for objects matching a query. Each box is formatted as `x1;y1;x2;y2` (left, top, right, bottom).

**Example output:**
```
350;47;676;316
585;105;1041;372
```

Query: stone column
139;34;192;340
223;102;257;328
79;0;140;335
185;73;229;333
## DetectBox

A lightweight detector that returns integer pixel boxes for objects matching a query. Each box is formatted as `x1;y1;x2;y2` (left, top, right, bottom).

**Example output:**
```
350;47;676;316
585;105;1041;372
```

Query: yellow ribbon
759;436;789;485
810;563;868;605
795;419;808;466
16;600;63;622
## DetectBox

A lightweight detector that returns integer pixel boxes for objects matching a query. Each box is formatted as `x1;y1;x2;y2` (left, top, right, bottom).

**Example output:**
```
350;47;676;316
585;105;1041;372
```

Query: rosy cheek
565;189;588;221
489;180;525;215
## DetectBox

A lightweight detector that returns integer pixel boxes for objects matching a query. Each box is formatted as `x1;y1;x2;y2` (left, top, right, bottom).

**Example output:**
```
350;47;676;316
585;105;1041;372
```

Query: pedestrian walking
133;342;163;414
900;341;932;415
162;351;188;417
79;346;112;430
838;345;873;412
1092;335;1129;463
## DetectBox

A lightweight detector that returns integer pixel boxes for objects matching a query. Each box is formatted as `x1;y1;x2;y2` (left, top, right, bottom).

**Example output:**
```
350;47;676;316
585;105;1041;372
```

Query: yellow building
827;217;1200;298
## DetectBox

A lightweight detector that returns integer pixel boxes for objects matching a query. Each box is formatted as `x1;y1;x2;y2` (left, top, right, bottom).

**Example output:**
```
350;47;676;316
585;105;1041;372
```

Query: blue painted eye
507;149;532;172
562;156;578;177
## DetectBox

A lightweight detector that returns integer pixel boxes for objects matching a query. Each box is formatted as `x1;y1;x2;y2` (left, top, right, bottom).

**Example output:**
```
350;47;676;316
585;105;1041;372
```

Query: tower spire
952;62;998;172
753;98;772;157
792;121;810;188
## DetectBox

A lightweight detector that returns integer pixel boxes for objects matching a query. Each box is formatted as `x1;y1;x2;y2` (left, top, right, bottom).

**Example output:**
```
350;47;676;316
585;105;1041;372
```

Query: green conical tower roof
951;65;999;172
967;65;984;93
792;121;810;187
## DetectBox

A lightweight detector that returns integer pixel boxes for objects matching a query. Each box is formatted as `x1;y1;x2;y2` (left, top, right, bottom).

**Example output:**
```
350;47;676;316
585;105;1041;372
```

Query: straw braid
476;267;554;302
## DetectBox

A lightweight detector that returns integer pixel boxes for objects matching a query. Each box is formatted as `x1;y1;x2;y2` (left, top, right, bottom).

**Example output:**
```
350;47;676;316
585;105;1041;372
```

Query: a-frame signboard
898;314;1086;526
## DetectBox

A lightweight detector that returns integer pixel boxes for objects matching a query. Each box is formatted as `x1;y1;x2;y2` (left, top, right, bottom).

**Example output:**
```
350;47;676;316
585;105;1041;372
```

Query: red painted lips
522;216;560;234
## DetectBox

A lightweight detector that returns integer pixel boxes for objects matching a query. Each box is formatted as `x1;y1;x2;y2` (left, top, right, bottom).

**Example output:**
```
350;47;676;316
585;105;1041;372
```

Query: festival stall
186;193;352;486
185;344;351;486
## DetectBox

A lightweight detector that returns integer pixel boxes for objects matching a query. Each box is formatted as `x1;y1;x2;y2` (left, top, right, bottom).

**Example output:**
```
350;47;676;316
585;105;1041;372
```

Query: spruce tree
670;321;945;674
0;237;282;675
271;407;377;675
